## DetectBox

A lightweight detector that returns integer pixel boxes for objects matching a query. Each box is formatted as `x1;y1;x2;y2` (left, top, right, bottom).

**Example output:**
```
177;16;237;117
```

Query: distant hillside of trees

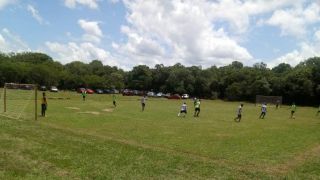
0;52;320;105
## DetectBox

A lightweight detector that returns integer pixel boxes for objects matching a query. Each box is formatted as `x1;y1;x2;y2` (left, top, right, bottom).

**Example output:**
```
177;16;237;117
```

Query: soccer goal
256;95;282;106
0;83;38;120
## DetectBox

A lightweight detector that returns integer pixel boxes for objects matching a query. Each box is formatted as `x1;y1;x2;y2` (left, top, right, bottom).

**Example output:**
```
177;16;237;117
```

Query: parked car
147;91;155;97
86;89;94;94
122;89;134;96
95;89;103;94
103;89;111;94
156;92;163;97
40;85;47;91
110;89;119;94
5;83;19;89
133;90;139;95
21;84;33;90
164;93;171;98
77;88;86;93
50;86;58;92
182;94;189;99
167;94;181;99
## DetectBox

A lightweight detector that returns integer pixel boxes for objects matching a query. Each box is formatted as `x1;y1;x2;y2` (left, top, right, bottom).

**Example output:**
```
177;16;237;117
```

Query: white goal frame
255;95;282;106
2;83;38;120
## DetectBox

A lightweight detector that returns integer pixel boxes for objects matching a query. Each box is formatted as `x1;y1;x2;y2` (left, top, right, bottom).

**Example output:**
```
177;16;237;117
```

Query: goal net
256;95;282;106
0;83;37;120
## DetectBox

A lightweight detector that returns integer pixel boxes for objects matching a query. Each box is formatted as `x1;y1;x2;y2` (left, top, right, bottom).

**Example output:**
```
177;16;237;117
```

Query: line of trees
0;52;319;105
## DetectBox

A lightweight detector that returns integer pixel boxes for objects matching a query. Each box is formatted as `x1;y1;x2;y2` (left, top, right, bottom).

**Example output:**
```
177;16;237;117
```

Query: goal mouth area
0;83;38;120
255;95;283;106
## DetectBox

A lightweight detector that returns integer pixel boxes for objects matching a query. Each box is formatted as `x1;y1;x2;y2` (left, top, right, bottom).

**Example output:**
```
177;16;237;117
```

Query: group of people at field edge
40;91;320;121
177;98;201;118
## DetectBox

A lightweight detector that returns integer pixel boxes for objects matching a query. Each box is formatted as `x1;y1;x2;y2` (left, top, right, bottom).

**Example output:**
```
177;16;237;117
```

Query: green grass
1;91;320;179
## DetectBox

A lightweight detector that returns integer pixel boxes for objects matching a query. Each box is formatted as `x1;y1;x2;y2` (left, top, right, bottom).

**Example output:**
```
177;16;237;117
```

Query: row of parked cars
122;89;190;99
77;88;119;94
38;86;189;99
40;86;58;92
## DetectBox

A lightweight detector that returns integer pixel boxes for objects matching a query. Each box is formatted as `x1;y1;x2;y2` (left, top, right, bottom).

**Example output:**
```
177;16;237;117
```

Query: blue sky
1;0;320;69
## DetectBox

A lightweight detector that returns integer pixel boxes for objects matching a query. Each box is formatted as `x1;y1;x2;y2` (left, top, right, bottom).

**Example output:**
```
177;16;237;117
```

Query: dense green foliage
1;52;320;105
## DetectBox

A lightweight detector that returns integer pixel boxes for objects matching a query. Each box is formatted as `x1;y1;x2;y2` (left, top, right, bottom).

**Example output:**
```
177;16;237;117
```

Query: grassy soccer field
1;91;320;179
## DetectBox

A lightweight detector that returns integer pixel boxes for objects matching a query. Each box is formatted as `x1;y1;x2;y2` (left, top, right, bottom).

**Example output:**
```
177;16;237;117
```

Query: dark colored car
40;85;47;91
21;84;33;90
103;89;111;94
167;94;181;99
95;89;103;94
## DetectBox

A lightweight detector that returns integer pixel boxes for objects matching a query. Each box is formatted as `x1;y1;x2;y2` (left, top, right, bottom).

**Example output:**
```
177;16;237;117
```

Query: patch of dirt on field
77;111;100;115
102;108;114;112
65;107;80;110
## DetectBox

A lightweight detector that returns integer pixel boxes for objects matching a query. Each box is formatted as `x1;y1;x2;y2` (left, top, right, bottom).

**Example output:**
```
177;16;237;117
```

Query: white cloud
45;41;118;66
0;0;15;9
315;29;320;41
64;0;99;9
266;2;320;37
112;0;320;68
0;28;30;52
78;19;103;43
27;5;48;25
270;30;320;67
114;0;254;68
200;0;305;34
0;34;6;46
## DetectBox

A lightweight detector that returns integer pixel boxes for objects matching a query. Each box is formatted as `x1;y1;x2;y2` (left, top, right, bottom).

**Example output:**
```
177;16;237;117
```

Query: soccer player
290;103;296;119
194;99;201;117
259;103;267;119
113;94;117;107
193;97;197;106
82;90;87;101
41;92;47;117
141;95;146;111
178;102;187;117
276;100;280;109
234;104;244;122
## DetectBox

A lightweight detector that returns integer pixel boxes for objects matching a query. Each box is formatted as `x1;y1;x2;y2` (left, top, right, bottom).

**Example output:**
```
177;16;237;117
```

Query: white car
182;94;189;99
147;91;155;97
50;86;59;92
156;92;163;97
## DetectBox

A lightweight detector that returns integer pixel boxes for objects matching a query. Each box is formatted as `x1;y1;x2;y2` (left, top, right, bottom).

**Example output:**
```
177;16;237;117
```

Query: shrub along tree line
0;52;319;105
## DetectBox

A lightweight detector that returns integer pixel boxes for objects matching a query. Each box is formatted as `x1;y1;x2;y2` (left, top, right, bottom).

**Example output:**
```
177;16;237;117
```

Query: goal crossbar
256;95;282;106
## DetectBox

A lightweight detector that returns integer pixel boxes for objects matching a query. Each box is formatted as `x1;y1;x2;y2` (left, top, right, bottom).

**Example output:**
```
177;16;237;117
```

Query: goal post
1;83;38;120
256;95;282;106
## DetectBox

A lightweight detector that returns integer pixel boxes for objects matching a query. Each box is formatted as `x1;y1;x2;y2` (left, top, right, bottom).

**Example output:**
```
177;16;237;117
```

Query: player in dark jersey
41;92;47;117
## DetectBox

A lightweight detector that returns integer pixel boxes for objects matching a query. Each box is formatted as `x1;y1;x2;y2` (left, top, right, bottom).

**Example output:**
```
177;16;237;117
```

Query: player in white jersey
259;103;267;119
141;96;146;111
178;102;187;117
234;104;244;122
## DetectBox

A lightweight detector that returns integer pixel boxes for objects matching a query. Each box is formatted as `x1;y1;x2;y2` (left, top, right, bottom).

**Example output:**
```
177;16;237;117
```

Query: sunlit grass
1;91;320;179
